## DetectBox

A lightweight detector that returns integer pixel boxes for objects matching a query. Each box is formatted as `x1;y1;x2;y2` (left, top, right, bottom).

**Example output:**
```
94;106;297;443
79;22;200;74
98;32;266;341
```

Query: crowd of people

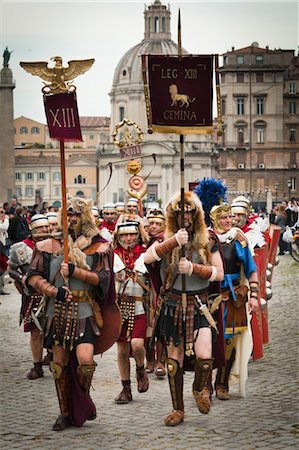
0;188;289;431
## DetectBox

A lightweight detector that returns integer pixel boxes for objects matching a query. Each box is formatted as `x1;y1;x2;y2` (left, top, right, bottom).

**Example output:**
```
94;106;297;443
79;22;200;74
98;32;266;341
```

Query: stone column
0;66;15;201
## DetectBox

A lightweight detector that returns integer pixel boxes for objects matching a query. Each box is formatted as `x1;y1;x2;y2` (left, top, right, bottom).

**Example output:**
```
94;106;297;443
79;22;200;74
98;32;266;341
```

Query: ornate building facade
13;0;219;207
218;43;298;205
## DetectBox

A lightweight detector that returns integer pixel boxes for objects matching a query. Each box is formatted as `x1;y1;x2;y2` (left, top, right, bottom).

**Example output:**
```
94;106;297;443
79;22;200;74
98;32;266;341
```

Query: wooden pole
178;9;187;319
59;139;69;265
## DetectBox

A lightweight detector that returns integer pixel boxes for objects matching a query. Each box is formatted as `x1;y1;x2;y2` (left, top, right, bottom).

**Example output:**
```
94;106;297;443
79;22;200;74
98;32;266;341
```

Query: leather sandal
114;386;132;404
164;409;184;426
193;387;212;414
216;385;230;400
155;364;166;378
136;366;149;393
27;363;44;380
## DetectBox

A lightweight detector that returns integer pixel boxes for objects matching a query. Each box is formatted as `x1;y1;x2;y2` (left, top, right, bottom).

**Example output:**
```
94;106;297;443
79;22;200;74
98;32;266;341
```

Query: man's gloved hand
56;286;73;302
178;257;192;274
175;229;189;247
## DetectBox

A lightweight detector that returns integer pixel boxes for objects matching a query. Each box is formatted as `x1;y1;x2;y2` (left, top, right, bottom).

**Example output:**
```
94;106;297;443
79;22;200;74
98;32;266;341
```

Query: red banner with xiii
44;91;83;142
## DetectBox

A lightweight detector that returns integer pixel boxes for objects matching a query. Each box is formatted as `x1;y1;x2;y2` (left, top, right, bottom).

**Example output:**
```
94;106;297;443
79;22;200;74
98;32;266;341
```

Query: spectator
7;207;30;244
275;205;288;255
0;207;10;294
7;198;18;216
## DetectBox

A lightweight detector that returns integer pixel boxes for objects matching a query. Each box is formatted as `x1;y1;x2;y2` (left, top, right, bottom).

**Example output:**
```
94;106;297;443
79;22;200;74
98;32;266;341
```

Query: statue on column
3;47;13;67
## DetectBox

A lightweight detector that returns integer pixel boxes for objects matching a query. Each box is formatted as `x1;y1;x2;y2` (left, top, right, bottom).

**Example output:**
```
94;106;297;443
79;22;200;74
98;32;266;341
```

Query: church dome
110;0;187;92
109;1;188;135
112;39;181;88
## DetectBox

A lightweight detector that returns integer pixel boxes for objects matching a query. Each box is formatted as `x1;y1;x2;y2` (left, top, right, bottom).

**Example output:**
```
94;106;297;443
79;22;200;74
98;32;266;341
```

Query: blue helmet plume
194;178;227;226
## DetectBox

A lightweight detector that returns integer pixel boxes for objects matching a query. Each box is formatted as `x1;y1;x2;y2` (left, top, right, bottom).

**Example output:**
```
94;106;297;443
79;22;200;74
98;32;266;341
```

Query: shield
268;225;281;274
94;302;122;355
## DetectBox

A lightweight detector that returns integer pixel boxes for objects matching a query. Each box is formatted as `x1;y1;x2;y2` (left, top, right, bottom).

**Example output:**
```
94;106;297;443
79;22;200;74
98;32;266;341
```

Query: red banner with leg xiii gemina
44;91;83;142
142;54;213;134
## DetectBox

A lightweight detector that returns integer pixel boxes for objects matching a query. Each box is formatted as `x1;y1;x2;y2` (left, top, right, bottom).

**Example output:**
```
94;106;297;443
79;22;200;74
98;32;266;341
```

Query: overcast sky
1;0;298;124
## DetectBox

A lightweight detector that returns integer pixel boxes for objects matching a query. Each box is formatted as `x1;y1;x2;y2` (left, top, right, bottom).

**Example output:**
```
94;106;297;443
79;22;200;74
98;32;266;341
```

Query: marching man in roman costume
8;214;49;379
26;195;118;431
113;216;150;404
210;203;259;399
144;192;224;427
145;207;167;378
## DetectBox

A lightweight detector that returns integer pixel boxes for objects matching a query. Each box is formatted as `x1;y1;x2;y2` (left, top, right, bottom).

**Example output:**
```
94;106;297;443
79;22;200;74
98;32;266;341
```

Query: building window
236;55;244;65
89;135;94;140
256;97;264;115
148;184;158;202
20;127;28;134
54;186;60;196
53;172;61;181
31;127;40;134
272;73;277;82
236;97;244;115
75;175;86;184
289;101;296;114
237;73;244;83
162;17;166;32
15;172;21;180
256;72;263;83
16;188;22;197
26;172;33;180
76;191;85;197
289;128;296;142
221;73;225;83
25;187;33;197
256;55;263;64
221;98;226;116
257;128;264;143
289;83;296;94
154;16;159;32
38;187;44;197
237;128;244;146
223;56;227;65
119;107;125;121
38;172;45;180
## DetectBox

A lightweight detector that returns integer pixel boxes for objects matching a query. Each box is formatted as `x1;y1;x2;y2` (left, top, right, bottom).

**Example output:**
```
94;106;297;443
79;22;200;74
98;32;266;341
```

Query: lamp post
274;182;279;203
287;179;292;199
258;189;262;211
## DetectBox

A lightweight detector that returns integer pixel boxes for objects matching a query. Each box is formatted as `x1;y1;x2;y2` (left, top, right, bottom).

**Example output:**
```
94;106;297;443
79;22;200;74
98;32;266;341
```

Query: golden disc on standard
127;159;141;175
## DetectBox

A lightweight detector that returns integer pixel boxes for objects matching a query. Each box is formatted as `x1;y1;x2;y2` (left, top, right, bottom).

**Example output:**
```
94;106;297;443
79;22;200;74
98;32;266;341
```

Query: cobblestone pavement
0;255;298;450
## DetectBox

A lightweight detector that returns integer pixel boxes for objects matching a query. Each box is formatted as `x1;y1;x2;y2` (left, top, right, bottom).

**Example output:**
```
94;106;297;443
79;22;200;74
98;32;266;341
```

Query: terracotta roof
79;116;110;127
15;155;60;165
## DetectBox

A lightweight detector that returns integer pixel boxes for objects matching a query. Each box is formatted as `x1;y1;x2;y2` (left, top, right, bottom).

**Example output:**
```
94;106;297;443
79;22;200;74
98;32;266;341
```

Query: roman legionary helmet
146;208;165;224
194;177;228;227
46;211;58;224
231;195;251;215
114;214;148;248
209;204;232;233
30;213;49;230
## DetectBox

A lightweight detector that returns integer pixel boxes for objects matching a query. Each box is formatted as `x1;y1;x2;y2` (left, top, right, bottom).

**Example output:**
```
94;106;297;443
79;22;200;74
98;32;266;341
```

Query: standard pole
178;9;187;320
59;139;69;265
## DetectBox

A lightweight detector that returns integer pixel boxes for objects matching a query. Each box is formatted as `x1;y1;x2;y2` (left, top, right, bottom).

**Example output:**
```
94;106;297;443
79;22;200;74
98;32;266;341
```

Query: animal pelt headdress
57;194;100;270
165;191;210;266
